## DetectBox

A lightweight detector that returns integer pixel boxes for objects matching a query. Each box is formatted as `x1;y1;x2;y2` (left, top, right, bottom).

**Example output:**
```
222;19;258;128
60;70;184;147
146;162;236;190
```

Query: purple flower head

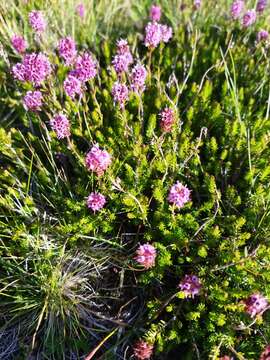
112;82;129;109
260;346;270;360
131;63;147;93
112;39;133;75
257;0;267;13
160;107;175;132
50;114;71;139
72;52;97;82
58;37;77;65
133;340;154;360
29;11;46;33
144;22;162;48
194;0;201;9
179;274;202;298
168;181;191;208
12;53;52;86
150;5;162;22
116;39;131;55
257;29;269;42
244;293;268;318
23;90;43;111
135;243;157;269
11;35;27;53
85;144;112;176
112;54;132;75
64;74;82;99
76;3;85;18
242;9;256;27
230;0;244;19
160;24;173;42
12;63;26;82
87;192;106;212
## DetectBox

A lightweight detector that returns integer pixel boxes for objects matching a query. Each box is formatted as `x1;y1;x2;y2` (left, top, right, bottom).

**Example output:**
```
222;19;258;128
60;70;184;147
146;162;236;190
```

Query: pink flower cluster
257;0;267;13
134;243;157;269
58;37;77;65
64;74;82;99
85;144;112;176
242;9;256;27
23;90;43;111
150;5;161;22
168;181;191;208
131;63;148;93
64;51;97;98
12;53;52;86
11;35;27;53
112;39;133;75
72;52;97;82
194;0;201;9
244;293;268;317
230;1;244;19
133;340;154;360
257;30;269;42
144;22;172;48
231;1;265;26
112;82;129;108
178;275;202;298
29;10;46;33
160;107;175;132
87;192;106;212
260;345;270;360
219;357;233;360
50;114;71;139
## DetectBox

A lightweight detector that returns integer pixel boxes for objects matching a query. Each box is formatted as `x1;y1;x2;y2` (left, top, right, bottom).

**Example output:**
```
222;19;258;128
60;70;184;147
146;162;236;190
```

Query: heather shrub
1;0;270;359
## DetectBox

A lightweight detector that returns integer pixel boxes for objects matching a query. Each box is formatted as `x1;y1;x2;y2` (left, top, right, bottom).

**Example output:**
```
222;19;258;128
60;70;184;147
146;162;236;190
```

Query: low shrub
1;1;270;359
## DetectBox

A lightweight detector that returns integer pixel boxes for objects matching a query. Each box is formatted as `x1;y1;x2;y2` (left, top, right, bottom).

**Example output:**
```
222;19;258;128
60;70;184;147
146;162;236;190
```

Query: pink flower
242;9;256;27
131;63;147;93
12;53;51;86
64;74;82;99
11;35;27;53
85;144;112;176
256;0;267;13
76;3;85;18
133;340;154;360
178;274;202;298
58;37;77;65
194;0;201;9
112;54;132;75
50;114;71;139
72;52;97;82
160;107;175;132
86;192;106;212
257;29;269;42
112;82;129;108
144;22;162;48
116;39;132;55
23;90;43;111
168;181;191;208
244;293;268;317
134;244;156;269
260;346;270;360
160;25;173;42
231;0;244;19
29;11;46;33
219;357;233;360
12;63;26;81
112;39;133;75
150;5;161;22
